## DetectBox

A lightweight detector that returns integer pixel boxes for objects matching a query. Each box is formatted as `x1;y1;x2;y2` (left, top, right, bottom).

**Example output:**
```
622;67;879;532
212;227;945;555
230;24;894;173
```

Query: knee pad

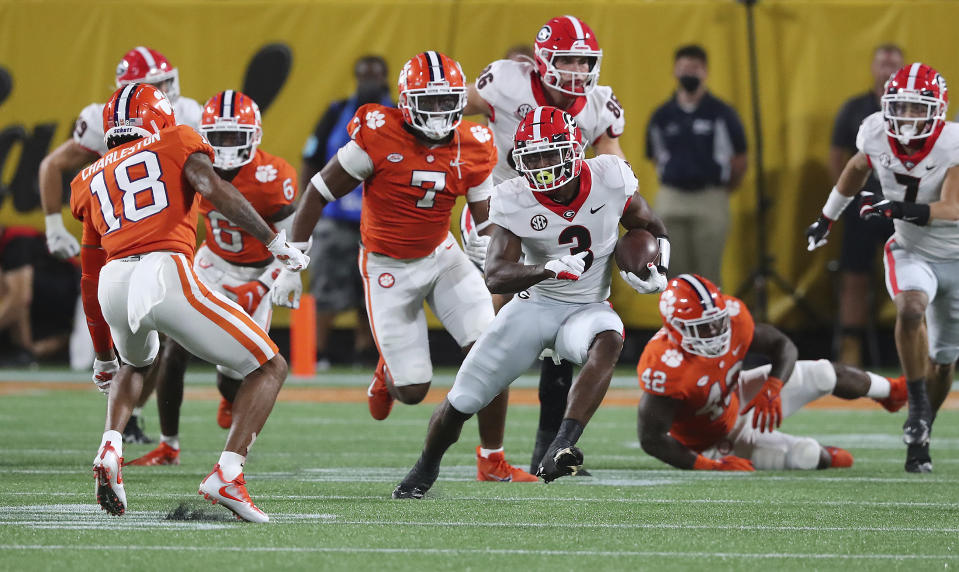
785;438;822;470
804;359;837;393
751;446;787;470
216;364;244;380
931;347;959;366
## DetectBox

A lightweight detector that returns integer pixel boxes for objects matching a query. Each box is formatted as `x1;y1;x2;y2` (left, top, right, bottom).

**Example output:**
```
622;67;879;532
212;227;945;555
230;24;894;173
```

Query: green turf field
1;369;957;571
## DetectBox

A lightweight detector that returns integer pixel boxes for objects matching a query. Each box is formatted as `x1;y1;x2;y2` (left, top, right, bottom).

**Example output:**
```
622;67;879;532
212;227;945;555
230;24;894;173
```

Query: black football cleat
122;415;155;444
392;461;439;499
905;443;933;474
536;446;584;483
392;483;429;499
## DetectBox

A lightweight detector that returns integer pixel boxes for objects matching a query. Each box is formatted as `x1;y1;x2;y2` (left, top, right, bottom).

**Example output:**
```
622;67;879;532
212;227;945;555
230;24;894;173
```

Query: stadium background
1;0;956;336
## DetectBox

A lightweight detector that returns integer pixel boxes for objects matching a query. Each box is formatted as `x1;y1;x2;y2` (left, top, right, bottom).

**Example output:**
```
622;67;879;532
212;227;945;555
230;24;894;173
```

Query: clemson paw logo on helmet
726;299;741;317
366;110;386;129
470;125;491;143
255;164;278;183
661;349;683;368
659;289;676;320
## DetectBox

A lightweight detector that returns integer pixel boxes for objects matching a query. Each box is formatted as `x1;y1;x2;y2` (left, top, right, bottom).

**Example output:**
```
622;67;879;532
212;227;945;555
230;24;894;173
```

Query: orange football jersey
348;104;496;259
636;295;755;452
70;125;215;262
198;148;297;265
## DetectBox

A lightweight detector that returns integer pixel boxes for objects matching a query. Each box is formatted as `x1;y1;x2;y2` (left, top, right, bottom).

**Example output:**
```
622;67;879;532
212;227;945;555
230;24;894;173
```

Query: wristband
900;202;931;226
822;187;854;220
656;236;671;272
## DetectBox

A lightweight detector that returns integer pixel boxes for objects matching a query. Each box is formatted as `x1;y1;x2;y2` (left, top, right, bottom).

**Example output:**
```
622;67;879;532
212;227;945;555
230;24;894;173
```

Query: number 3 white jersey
489;154;636;303
857;111;959;261
72;97;203;156
476;59;625;184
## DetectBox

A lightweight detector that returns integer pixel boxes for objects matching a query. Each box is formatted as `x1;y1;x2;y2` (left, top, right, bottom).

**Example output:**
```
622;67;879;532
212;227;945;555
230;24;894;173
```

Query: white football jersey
476;59;625;184
72;96;203;156
489;154;636;303
857;111;959;261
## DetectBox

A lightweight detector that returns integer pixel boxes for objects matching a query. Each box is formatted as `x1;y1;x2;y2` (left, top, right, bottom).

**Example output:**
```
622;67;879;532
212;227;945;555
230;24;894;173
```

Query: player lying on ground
124;90;297;467
806;62;959;473
392;105;669;499
637;274;907;471
72;84;307;522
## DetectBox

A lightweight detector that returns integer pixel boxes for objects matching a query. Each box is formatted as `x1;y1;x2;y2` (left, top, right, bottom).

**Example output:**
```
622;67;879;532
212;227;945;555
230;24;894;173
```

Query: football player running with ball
460;14;647;473
277;51;535;482
806;63;959;473
637;274;907;472
71;84;308;521
125;90;298;467
393;106;668;498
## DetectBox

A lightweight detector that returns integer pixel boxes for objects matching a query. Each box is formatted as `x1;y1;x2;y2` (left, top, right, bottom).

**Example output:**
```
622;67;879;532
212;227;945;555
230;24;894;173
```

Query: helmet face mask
534;16;603;96
881;63;948;146
512;106;584;192
398;52;468;140
199;91;263;170
672;308;731;358
660;274;731;359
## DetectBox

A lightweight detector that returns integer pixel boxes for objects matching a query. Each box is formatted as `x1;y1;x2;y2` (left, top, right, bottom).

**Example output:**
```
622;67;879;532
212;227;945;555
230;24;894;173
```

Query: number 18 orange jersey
70;125;215;262
637;295;756;452
348;104;497;259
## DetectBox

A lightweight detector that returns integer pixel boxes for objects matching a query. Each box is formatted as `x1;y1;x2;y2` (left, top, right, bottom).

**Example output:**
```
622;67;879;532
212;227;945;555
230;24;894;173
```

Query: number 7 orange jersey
70;125;215;262
348;104;497;259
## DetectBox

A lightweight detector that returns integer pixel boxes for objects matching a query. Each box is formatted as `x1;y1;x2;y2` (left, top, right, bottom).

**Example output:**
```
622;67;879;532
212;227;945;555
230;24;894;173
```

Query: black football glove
805;215;833;251
536;445;584;483
860;195;931;226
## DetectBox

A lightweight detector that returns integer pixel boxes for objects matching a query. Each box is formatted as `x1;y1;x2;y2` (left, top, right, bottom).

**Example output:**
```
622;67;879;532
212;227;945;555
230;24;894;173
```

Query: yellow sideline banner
1;0;957;329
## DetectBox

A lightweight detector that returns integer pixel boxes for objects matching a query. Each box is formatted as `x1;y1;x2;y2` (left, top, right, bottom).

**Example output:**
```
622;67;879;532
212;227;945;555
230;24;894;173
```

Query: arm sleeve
80;245;112;354
336;140;375;180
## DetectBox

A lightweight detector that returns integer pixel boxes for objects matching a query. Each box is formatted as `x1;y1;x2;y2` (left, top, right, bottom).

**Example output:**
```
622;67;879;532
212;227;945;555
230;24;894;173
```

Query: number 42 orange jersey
636;295;756;453
70;125;215;261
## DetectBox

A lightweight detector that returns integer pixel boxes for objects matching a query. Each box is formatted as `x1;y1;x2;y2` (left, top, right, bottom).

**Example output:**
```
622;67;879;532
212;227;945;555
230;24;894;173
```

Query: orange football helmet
115;46;180;102
200;90;263;170
102;83;176;148
659;274;730;358
398;51;467;140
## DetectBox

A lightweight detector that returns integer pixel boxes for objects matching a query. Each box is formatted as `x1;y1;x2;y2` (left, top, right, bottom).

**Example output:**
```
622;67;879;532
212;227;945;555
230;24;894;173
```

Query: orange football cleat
476;447;538;482
876;376;908;413
824;446;853;468
198;464;269;523
124;442;180;466
217;397;233;429
367;357;394;421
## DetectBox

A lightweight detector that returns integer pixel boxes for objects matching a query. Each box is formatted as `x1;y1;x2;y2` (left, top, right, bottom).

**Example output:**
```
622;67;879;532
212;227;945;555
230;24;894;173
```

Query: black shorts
839;194;894;273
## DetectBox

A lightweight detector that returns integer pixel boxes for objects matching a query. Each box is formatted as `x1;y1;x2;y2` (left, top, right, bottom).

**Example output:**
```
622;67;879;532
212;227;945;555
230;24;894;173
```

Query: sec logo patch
378;273;395;288
530;214;548;231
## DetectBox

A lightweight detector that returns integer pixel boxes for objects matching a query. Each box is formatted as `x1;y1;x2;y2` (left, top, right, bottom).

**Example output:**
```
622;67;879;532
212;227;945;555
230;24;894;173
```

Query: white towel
127;252;169;333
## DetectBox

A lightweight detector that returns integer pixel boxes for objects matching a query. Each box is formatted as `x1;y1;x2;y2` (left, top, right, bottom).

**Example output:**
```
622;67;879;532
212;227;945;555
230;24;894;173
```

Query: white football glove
271;269;303;309
92;358;119;395
545;251;588;281
44;213;80;259
267;229;310;272
621;264;667;294
464;233;491;269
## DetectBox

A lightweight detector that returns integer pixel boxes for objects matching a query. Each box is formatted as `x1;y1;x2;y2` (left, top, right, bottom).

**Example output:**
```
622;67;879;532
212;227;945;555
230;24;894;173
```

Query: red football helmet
398;51;467;140
512;106;584;192
534;15;603;96
200;90;263;170
102;83;175;148
115;46;180;102
659;274;731;358
881;62;948;145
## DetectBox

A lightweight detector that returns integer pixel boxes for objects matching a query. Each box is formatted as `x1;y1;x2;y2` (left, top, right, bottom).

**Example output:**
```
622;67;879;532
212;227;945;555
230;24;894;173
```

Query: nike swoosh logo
218;485;244;503
926;164;935;170
590;204;606;214
483;473;512;482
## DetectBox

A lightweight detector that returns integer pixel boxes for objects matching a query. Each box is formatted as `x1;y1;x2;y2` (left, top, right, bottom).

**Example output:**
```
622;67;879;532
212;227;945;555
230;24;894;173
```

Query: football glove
620;264;667;294
44;213;80;259
266;229;310;272
92;358;119;395
271;269;303;309
536;444;584;483
545;251;588;281
860;194;931;226
463;233;491;270
742;376;784;433
804;215;833;251
223;280;269;315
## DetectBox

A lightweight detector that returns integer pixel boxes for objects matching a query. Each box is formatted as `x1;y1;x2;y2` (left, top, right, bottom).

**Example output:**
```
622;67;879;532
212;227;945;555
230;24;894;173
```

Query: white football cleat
198;464;269;523
93;440;126;516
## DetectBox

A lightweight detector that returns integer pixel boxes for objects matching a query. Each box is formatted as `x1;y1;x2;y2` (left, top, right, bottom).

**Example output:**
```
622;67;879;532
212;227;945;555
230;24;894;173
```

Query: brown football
614;229;660;280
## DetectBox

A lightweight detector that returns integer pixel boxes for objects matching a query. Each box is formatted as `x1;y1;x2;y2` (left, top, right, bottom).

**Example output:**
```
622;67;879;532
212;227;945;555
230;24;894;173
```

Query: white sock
217;451;246;481
866;373;891;398
131;407;143;418
479;447;504;459
100;430;123;458
160;435;180;450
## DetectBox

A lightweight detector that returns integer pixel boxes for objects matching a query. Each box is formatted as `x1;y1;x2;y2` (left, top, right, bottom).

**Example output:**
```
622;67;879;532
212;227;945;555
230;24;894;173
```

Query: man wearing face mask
646;45;748;286
299;55;391;369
